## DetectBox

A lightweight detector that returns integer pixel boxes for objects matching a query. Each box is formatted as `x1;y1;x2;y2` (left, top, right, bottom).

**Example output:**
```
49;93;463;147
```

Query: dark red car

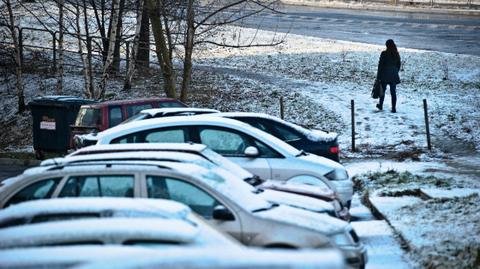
70;98;186;148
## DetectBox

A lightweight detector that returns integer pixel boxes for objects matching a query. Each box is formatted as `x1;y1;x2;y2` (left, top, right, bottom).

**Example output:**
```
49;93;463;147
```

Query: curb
0;158;40;166
281;0;480;16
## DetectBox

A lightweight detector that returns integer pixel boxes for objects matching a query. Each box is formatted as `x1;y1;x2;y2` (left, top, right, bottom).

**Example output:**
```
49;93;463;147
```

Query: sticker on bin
40;121;56;130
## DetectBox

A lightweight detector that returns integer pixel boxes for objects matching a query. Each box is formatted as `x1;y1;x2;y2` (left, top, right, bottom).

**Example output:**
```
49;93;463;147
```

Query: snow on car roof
66;143;208;157
0;245;167;269
0;218;199;249
213;112;338;142
74;247;345;269
0;197;192;225
139;107;220;116
62;144;254;180
95;115;301;157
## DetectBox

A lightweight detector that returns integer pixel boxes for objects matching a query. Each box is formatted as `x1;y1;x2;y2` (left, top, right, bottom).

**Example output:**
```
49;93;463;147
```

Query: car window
147;176;220;219
126;104;153;118
111;127;188;144
109;106;123;127
269;121;302;142
59;175;134;198
4;178;62;208
145;129;186;143
75;108;101;127
199;126;280;158
198;127;249;156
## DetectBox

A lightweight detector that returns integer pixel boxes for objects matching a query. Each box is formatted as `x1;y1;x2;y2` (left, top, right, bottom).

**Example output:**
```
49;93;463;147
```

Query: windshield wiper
295;150;308;157
252;203;279;213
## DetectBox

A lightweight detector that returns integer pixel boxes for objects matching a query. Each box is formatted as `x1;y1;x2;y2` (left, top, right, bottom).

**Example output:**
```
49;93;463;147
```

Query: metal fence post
423;99;432;151
52;32;57;73
351;99;355;152
18;27;24;66
125;41;130;75
280;96;284;120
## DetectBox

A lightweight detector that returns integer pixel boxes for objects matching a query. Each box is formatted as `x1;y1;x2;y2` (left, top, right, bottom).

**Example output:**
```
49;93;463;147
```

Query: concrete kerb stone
0;158;41;167
281;0;480;16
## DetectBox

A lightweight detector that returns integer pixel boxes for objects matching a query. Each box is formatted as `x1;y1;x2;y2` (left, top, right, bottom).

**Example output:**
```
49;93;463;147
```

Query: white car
47;144;344;219
0;197;240;248
0;159;366;268
90;116;353;207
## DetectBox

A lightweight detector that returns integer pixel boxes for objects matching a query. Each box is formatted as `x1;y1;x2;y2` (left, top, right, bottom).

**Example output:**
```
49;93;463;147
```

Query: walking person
376;39;401;113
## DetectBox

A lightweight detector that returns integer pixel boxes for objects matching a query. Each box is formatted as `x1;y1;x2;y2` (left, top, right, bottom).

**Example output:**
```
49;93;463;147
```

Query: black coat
377;51;401;84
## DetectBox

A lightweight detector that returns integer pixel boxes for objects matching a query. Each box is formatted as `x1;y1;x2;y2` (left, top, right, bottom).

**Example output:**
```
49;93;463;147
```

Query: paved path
349;194;413;269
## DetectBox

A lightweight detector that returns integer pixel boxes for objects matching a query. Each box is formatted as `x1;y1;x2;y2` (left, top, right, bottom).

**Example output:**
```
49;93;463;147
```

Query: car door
143;175;243;241
194;126;272;179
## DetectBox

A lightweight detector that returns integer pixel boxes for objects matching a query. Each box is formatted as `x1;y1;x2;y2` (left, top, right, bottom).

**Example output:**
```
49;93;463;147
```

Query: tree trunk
84;0;95;98
98;0;121;100
5;0;25;112
124;0;144;90
112;0;125;73
180;0;195;102
146;0;176;98
137;1;150;70
56;0;64;94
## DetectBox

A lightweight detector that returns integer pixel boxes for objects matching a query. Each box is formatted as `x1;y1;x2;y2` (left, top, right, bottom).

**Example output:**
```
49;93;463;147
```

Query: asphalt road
236;5;480;56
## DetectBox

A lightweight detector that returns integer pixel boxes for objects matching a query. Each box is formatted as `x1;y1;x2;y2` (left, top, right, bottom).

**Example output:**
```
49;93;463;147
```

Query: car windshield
75;108;101;127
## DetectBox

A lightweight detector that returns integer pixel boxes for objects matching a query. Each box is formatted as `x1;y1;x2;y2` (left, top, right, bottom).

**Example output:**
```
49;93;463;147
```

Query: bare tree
98;0;121;100
56;0;65;94
147;0;284;101
2;0;25;112
124;0;145;90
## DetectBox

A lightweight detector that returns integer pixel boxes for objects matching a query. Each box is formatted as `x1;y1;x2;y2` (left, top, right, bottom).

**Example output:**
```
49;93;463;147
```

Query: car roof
2;160;270;213
74;248;346;269
96;115;301;156
0;218;199;249
139;107;219;116
0;245;172;269
0;197;192;227
65;143;208;157
212;112;338;142
80;98;184;108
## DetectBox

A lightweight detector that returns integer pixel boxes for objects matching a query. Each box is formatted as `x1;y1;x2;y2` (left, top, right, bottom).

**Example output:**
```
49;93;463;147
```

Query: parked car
82;108;340;162
70;98;186;148
0;198;240;249
0;159;366;268
121;107;220;125
0;246;346;269
89;116;353;207
212;112;340;162
56;143;349;220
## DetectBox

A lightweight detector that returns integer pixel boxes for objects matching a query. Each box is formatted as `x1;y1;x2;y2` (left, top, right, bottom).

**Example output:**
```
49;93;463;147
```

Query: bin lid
28;96;97;108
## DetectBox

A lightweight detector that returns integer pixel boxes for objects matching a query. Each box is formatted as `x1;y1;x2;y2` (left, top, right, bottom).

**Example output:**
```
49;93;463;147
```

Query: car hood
254;204;347;235
257;190;334;214
297;154;346;177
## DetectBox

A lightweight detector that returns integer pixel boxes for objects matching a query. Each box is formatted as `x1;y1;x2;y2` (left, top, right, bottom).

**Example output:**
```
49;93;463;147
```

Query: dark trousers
379;82;397;110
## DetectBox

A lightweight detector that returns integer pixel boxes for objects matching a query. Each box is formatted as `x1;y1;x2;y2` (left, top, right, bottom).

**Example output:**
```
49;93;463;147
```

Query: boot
376;104;383;110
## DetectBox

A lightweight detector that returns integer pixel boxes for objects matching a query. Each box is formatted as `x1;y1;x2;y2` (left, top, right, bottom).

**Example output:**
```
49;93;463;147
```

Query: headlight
325;169;348;181
331;232;352;246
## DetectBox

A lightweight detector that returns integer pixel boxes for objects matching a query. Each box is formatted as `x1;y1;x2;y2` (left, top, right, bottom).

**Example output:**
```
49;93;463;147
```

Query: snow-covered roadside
194;27;480;156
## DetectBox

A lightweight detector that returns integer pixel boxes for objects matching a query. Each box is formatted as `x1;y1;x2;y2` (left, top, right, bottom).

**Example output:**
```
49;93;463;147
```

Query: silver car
47;144;344;219
0;160;366;268
90;116;353;207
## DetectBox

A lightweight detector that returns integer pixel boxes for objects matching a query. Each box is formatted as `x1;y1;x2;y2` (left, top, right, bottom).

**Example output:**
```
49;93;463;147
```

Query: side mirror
244;146;259;157
212;205;235;221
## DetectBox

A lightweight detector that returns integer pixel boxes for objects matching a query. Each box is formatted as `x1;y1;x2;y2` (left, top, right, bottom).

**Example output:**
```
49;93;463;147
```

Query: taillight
330;146;339;154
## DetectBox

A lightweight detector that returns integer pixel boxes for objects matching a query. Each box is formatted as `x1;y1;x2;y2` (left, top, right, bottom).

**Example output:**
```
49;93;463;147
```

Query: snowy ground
1;23;480;268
